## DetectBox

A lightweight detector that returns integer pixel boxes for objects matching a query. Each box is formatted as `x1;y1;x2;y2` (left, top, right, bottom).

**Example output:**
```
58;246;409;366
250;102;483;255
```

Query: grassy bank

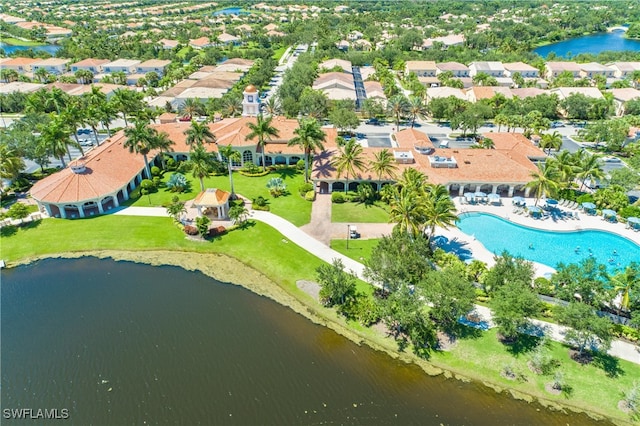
2;217;638;423
0;37;45;46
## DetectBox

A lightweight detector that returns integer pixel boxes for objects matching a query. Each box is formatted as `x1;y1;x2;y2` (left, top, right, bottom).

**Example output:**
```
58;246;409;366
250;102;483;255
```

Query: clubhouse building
30;87;547;219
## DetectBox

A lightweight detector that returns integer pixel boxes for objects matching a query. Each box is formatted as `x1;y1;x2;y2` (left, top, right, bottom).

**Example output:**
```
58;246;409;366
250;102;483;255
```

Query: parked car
77;128;91;135
178;115;191;122
550;121;565;128
80;140;93;147
365;118;380;125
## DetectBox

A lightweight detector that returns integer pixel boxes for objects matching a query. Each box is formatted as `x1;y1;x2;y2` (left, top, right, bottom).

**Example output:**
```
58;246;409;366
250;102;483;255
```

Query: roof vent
464;160;471;164
70;162;86;174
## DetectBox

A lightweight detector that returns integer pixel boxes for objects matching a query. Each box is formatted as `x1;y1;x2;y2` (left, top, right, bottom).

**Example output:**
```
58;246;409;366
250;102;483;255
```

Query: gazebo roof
193;188;230;207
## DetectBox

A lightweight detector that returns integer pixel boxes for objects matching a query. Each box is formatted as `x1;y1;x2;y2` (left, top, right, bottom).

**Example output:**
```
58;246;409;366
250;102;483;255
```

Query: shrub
331;192;345;203
176;161;193;173
6;202;30;220
266;177;286;197
195;216;210;237
150;166;161;176
305;190;316;201
241;162;261;174
152;176;161;187
140;179;155;191
183;225;198;235
533;277;555;296
166;173;188;193
296;159;305;170
576;193;594;204
252;196;270;211
165;158;177;171
298;182;313;196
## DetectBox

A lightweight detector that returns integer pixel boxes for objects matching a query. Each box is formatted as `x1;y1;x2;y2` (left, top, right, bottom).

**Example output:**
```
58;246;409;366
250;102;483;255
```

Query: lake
0;42;61;55
0;258;607;425
213;7;249;16
535;30;640;58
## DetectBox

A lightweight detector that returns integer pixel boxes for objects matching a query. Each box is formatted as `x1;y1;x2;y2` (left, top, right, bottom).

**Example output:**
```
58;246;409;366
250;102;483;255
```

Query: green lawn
331;238;380;262
126;169;312;226
0;37;44;46
273;45;287;61
332;201;389;223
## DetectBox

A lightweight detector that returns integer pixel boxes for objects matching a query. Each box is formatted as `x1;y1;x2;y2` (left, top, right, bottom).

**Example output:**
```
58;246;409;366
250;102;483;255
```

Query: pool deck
438;197;640;278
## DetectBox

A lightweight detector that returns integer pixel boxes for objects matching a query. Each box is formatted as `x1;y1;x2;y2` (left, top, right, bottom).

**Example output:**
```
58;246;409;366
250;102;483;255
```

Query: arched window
242;150;253;164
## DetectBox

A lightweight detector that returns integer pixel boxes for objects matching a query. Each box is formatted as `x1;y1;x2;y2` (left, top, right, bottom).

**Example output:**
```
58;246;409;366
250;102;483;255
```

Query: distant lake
535;30;640;58
0;258;605;425
0;42;61;55
213;7;249;16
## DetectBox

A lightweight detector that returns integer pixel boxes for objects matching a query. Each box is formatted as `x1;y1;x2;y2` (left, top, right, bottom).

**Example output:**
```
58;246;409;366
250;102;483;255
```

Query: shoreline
5;250;625;425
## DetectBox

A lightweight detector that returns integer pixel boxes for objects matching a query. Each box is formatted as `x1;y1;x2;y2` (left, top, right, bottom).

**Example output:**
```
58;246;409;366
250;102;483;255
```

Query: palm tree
123;120;157;178
0;142;25;180
608;263;639;315
246;114;280;172
396;167;426;194
0;68;18;83
386;94;409;130
288;118;326;182
575;151;605;191
60;101;86;156
389;186;426;237
44;87;68;114
471;137;495;149
97;100;118;138
407;96;428;128
548;150;579;188
112;89;144;127
153;130;174;169
166;197;187;221
34;67;50;83
263;97;281;115
219;144;241;198
331;138;366;193
184;120;216;148
423;183;458;242
526;160;560;206
190;144;212;192
222;95;243;118
40;115;72;168
494;113;508;132
178;98;204;119
539;131;563;154
368;148;398;185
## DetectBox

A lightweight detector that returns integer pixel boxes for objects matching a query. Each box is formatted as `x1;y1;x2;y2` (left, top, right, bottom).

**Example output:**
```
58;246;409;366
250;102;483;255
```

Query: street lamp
346;224;350;250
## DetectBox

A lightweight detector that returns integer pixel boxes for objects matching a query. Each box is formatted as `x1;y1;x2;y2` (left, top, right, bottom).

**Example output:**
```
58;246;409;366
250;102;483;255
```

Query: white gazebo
193;188;230;219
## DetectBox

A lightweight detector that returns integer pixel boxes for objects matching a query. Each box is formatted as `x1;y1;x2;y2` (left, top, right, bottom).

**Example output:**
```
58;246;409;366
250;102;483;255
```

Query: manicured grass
0;37;44;46
126;169;312;226
332;201;389;223
432;328;640;420
273;46;287;61
331;238;380;262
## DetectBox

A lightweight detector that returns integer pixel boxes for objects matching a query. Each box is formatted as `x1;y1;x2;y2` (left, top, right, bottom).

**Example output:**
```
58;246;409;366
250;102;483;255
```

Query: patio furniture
628;217;640;230
602;209;617;222
487;193;501;205
512;196;525;206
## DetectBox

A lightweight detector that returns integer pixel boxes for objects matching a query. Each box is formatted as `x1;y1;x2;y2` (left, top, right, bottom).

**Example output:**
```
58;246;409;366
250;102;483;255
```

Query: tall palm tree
423;183;458;242
112;89;144;127
575;151;605;191
389;186;426;237
396;167;426;194
288;118;326;183
153;130;174;169
184;120;216;147
407;96;428;128
246;114;280;172
526;160;560;206
368;148;398;185
386;94;410;130
222;95;243;118
219;144;241;198
539;131;563;154
263;97;281;116
190;144;212;192
40;115;73;168
44;87;68;114
548;150;579;188
124;120;157;178
60;100;86;156
331;138;366;193
494;113;508;132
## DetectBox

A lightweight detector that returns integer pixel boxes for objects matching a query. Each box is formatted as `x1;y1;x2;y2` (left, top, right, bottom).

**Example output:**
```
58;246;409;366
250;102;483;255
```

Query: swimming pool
456;212;640;271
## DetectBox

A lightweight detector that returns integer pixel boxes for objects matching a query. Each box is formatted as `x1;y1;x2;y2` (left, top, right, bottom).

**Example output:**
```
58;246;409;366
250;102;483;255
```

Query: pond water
0;258;606;425
0;42;61;55
534;30;640;58
213;7;249;16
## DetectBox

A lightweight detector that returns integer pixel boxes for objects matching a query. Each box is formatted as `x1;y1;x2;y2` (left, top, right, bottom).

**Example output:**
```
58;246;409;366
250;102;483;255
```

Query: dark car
365;118;380;125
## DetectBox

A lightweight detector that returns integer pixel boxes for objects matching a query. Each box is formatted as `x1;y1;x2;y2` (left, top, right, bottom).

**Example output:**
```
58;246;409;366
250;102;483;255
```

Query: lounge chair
559;199;567;206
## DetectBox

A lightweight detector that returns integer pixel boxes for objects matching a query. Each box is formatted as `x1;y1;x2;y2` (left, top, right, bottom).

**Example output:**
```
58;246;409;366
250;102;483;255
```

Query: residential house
136;59;171;77
550;86;604;101
0;81;44;94
336;40;350;51
608;88;640;116
347;30;363;41
607;62;640;79
353;39;372;51
579;62;614;79
189;37;213;49
466;86;513;103
436;62;470;77
363;81;386;104
426;86;466;101
319;58;352;74
103;59;141;75
158;38;179;50
545;62;581;80
502;62;539;79
405;61;437;78
312;72;356;101
217;33;241;46
31;58;70;75
0;57;39;74
70;59;110;74
469;61;505;78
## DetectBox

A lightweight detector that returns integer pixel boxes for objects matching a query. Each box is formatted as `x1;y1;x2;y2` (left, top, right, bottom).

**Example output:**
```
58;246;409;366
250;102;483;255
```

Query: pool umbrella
602;209;617;217
582;202;596;210
545;199;558;205
474;191;487;199
464;192;475;200
628;217;640;229
528;205;542;216
512;196;525;205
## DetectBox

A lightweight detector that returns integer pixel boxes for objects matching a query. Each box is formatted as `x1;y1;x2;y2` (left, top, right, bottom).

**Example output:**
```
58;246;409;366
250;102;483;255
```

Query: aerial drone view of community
2;0;640;424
